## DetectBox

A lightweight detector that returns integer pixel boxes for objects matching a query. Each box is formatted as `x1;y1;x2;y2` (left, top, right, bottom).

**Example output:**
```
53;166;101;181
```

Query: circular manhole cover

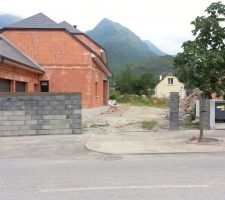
97;154;122;161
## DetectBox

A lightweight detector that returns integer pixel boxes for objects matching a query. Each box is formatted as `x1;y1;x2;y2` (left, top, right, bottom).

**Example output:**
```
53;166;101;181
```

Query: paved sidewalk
85;130;225;154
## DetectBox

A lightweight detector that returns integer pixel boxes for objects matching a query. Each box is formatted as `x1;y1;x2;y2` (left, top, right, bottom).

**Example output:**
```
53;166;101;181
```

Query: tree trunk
199;95;205;141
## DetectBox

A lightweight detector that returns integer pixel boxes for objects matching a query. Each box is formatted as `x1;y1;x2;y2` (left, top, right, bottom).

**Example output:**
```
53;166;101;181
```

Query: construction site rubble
180;88;201;120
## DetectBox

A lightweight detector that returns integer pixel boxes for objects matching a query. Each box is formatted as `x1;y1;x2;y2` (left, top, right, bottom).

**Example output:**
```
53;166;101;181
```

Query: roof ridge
58;21;82;34
5;12;60;29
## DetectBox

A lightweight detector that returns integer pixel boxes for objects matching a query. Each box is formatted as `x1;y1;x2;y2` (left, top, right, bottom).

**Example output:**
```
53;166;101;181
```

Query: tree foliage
115;67;156;96
174;1;225;98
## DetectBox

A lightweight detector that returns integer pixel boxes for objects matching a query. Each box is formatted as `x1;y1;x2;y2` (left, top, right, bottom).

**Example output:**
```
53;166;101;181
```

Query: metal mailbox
215;102;225;123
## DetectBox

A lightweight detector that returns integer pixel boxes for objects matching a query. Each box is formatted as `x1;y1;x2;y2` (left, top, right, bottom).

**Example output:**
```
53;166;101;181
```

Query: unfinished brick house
0;13;112;108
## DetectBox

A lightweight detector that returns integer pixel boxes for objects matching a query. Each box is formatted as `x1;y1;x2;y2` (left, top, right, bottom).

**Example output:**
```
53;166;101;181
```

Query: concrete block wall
170;92;179;130
0;93;81;136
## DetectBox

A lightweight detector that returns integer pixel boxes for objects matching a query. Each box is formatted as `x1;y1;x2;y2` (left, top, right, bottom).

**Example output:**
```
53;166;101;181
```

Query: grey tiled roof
0;35;44;72
58;21;82;34
5;13;61;29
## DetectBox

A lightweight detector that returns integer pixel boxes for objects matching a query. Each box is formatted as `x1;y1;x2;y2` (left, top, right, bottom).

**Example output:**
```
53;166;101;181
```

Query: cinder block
41;105;54;110
43;115;67;120
30;124;43;130
73;129;82;134
36;110;51;115
57;110;73;115
53;96;66;101
73;118;82;124
19;125;31;130
25;120;38;125
7;115;31;121
42;124;70;130
70;123;81;129
53;105;66;110
31;96;43;101
71;104;81;109
69;114;81;119
25;101;38;106
70;95;81;100
64;100;72;105
31;115;43;120
0;116;8;120
37;129;73;135
41;96;51;101
73;109;81;114
48;119;73;125
0;125;20;131
0;111;25;116
49;101;65;106
2;101;25;107
0;130;37;136
37;119;49;125
0;120;25;126
66;105;72;109
38;100;49;106
26;110;37;115
71;100;81;105
36;130;49;135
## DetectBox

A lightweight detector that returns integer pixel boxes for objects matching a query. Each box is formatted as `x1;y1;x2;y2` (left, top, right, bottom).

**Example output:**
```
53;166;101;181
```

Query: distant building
154;73;186;99
0;13;112;108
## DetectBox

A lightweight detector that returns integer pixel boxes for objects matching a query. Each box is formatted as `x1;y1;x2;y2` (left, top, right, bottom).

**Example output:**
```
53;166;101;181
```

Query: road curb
85;134;225;155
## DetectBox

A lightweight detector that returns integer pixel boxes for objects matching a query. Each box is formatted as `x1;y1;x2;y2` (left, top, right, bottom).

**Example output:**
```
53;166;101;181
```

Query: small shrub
141;120;158;130
180;116;198;128
109;91;169;108
109;90;120;100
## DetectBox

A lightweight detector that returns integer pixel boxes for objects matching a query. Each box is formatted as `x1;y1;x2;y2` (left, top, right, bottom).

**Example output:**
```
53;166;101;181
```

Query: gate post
170;92;179;130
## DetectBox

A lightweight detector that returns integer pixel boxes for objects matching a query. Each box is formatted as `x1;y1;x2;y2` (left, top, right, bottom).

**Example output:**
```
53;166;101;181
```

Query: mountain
0;14;21;28
130;55;174;75
144;40;167;56
86;18;158;72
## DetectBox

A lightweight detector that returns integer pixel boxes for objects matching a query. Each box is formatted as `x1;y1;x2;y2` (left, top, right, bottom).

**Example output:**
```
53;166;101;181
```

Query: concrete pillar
170;92;179;130
210;100;215;130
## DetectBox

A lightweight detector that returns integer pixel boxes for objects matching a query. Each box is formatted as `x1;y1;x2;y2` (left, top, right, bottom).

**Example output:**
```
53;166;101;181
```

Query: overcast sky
0;0;221;54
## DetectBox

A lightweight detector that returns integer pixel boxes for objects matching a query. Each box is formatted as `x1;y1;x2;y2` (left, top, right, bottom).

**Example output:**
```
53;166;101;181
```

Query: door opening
103;80;108;105
0;78;10;92
16;81;26;92
40;81;49;92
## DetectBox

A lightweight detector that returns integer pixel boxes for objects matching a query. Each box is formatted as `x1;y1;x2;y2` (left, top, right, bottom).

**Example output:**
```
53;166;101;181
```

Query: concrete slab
85;130;225;154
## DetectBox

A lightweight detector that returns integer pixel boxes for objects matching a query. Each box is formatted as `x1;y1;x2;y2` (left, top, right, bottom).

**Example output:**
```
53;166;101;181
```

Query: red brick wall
0;62;40;92
2;30;109;108
2;30;92;66
75;34;103;57
89;62;109;107
39;66;109;108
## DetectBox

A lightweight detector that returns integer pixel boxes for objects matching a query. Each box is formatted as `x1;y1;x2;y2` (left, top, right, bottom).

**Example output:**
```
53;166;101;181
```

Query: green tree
174;1;225;141
133;72;156;96
115;68;156;96
115;67;134;94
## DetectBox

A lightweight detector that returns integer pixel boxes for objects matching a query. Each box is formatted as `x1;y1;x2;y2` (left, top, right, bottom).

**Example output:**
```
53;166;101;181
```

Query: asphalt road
1;135;225;200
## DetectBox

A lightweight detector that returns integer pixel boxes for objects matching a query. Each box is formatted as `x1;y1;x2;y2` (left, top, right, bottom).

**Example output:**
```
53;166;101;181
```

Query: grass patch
180;116;198;128
82;123;89;130
141;120;158;130
110;92;168;108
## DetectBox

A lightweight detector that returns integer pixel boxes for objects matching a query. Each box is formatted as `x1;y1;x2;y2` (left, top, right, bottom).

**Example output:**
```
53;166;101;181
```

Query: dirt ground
83;105;169;134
